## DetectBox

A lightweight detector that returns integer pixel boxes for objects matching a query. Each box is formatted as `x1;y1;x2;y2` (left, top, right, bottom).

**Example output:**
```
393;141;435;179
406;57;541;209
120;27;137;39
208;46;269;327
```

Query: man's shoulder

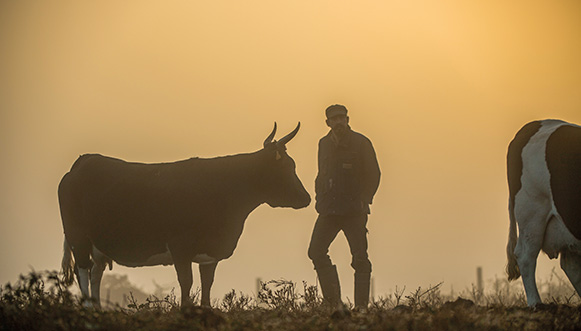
318;131;333;144
349;130;373;145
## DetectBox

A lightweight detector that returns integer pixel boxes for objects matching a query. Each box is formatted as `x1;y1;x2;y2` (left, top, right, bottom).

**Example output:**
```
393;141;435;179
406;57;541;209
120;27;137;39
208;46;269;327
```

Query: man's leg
308;215;342;305
343;214;372;309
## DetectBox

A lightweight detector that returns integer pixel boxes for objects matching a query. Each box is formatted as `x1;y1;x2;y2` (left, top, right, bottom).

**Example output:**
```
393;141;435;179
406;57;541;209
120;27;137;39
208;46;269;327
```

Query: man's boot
354;272;371;309
316;265;341;306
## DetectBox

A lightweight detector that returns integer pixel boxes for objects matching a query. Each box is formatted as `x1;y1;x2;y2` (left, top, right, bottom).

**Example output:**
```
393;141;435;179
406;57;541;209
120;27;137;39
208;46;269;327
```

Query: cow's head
260;123;311;209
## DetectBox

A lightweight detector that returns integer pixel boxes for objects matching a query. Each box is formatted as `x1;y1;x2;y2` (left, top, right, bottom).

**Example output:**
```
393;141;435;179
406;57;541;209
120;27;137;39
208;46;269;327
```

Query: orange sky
1;1;580;302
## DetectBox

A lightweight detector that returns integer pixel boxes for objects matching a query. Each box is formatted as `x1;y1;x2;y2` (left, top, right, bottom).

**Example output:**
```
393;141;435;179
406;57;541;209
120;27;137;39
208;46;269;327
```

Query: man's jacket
315;128;381;216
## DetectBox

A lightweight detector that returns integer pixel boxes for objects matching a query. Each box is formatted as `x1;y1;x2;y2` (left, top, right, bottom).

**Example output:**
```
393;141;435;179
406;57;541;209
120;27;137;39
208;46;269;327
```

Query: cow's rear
59;155;100;270
59;155;112;305
506;120;542;281
506;119;581;307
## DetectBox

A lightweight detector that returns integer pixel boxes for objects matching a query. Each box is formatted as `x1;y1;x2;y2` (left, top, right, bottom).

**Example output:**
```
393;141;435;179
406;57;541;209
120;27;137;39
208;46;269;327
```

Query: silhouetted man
308;104;381;309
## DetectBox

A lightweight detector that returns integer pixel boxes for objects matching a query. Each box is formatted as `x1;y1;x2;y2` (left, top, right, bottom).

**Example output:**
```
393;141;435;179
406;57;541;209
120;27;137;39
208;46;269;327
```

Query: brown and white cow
506;119;581;306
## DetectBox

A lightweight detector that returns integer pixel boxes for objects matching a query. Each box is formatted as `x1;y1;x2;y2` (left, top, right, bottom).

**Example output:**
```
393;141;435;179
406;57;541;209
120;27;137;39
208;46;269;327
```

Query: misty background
1;1;580;303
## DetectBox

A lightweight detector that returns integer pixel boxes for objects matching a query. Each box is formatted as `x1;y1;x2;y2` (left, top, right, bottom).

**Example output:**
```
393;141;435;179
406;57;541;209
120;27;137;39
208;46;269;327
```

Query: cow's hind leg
514;209;548;306
59;175;94;306
90;247;110;307
200;262;218;307
77;267;91;306
69;239;93;306
560;250;581;298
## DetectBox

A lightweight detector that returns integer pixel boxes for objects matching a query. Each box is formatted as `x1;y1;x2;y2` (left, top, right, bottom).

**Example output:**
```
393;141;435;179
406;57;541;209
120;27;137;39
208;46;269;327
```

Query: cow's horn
263;122;277;147
278;122;300;146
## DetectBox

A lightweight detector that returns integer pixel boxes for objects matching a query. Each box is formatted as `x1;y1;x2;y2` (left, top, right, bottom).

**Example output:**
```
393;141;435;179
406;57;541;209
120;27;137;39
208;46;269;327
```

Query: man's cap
325;104;348;119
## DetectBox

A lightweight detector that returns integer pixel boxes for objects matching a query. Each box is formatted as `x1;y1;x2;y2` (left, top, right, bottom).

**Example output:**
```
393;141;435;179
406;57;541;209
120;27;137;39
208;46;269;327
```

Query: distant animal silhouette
506;119;581;306
59;123;311;307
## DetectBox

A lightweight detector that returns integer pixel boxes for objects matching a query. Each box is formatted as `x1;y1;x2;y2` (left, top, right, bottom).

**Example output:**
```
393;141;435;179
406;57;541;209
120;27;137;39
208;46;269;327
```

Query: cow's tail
506;199;521;281
61;238;76;286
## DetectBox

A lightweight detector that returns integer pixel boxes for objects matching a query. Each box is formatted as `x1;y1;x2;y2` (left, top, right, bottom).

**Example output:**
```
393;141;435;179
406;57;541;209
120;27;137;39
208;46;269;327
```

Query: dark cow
59;123;311;307
506;119;581;306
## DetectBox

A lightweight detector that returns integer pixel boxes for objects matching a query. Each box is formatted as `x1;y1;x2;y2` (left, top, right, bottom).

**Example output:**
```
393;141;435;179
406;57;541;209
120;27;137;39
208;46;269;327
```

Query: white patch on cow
192;253;217;265
513;122;555;246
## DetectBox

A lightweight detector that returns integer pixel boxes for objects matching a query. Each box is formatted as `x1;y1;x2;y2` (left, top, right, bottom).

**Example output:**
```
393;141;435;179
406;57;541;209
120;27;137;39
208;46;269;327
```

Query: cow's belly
116;249;174;267
191;253;218;265
85;215;235;267
90;235;169;265
96;243;218;267
116;252;218;267
95;241;174;267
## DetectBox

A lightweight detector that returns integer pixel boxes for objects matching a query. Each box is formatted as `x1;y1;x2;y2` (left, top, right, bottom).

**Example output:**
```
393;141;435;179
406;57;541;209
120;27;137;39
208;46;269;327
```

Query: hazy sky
1;1;580;302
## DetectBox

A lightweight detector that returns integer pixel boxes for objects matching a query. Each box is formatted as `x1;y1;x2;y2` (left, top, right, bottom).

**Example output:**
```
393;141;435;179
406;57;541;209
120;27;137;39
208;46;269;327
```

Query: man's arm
314;139;324;198
361;138;380;205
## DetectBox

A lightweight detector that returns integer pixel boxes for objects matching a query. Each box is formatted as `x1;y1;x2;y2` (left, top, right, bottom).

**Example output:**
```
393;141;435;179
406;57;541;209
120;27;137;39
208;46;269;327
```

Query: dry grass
1;270;580;330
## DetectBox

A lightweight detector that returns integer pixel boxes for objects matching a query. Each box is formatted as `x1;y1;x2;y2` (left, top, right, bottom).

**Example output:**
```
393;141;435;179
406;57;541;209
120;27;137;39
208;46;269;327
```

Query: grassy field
1;271;580;330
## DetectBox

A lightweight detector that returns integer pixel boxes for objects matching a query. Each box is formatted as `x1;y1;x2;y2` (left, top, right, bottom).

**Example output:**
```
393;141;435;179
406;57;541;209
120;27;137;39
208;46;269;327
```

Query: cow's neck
205;150;269;217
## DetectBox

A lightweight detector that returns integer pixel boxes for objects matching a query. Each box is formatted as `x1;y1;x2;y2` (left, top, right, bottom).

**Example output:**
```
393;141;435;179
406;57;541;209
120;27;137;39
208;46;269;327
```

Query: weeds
257;279;300;310
2;270;581;330
220;289;253;311
1;270;72;307
126;289;179;313
404;282;444;310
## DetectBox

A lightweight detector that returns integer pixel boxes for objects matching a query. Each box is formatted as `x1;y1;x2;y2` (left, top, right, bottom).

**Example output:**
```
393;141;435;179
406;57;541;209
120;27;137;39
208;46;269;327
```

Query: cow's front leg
90;261;106;308
174;258;193;307
200;262;218;307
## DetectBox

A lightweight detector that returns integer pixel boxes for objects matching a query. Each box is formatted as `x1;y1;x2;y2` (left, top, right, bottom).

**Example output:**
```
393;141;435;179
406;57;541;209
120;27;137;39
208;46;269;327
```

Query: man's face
326;115;349;136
